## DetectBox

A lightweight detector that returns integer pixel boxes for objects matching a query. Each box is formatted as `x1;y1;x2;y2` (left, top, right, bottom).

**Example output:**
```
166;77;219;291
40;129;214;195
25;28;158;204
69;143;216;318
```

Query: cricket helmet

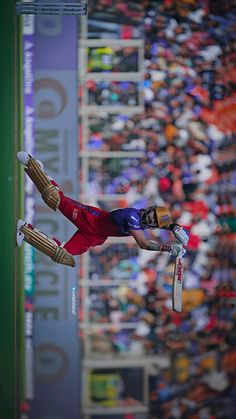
142;205;172;229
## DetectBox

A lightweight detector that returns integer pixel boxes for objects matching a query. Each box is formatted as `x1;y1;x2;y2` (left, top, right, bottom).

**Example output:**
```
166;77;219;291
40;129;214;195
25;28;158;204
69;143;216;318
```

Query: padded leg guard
21;224;76;267
25;156;60;211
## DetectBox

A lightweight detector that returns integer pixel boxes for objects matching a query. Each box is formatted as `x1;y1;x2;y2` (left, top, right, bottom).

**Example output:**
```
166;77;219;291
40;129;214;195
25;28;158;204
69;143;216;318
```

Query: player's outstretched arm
130;229;180;255
130;229;158;250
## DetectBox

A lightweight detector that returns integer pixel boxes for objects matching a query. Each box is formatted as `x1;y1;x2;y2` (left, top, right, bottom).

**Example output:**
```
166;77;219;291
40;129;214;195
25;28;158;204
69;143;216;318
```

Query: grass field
0;1;24;417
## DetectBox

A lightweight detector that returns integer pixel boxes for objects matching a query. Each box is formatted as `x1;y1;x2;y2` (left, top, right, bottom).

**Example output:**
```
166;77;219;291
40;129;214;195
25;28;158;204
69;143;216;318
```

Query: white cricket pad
25;156;60;211
17;222;76;267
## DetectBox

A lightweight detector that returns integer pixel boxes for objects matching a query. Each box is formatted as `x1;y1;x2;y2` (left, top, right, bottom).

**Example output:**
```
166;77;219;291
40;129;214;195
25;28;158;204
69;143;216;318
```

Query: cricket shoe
16;219;27;247
17;151;44;169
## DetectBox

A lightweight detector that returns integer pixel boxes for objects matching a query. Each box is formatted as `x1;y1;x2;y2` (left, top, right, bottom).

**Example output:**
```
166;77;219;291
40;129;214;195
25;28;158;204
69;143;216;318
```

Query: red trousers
55;189;120;256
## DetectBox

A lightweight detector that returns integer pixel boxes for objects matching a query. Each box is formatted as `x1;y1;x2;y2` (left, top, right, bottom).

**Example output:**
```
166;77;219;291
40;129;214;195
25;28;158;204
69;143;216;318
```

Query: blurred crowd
87;81;140;106
81;0;236;417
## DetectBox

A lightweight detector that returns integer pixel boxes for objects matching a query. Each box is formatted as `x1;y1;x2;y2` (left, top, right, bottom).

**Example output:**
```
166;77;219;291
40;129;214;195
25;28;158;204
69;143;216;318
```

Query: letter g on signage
35;343;68;382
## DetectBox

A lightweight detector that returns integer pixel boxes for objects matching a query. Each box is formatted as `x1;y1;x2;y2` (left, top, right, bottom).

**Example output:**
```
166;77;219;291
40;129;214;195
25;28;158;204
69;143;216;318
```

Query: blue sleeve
127;210;143;230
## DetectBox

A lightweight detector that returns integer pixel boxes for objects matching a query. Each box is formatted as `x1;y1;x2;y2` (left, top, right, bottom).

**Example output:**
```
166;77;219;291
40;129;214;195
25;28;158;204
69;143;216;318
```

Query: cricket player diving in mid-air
16;151;189;268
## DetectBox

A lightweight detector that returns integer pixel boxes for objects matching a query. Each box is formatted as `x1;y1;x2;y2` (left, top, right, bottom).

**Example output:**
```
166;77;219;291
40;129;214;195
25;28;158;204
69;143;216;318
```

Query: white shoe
17;151;44;169
17;151;30;166
16;219;26;247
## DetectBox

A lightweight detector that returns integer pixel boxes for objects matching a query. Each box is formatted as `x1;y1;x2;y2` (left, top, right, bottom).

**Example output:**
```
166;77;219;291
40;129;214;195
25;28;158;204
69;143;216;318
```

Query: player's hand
170;224;189;246
169;243;182;257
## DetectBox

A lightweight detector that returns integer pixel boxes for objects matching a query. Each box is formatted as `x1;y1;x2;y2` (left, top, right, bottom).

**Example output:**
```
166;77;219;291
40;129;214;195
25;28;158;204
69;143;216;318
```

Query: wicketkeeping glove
169;224;189;246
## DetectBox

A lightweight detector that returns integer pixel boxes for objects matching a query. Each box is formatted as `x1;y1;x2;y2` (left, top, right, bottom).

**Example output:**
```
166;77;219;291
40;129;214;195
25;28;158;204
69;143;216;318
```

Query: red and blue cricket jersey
57;189;145;255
